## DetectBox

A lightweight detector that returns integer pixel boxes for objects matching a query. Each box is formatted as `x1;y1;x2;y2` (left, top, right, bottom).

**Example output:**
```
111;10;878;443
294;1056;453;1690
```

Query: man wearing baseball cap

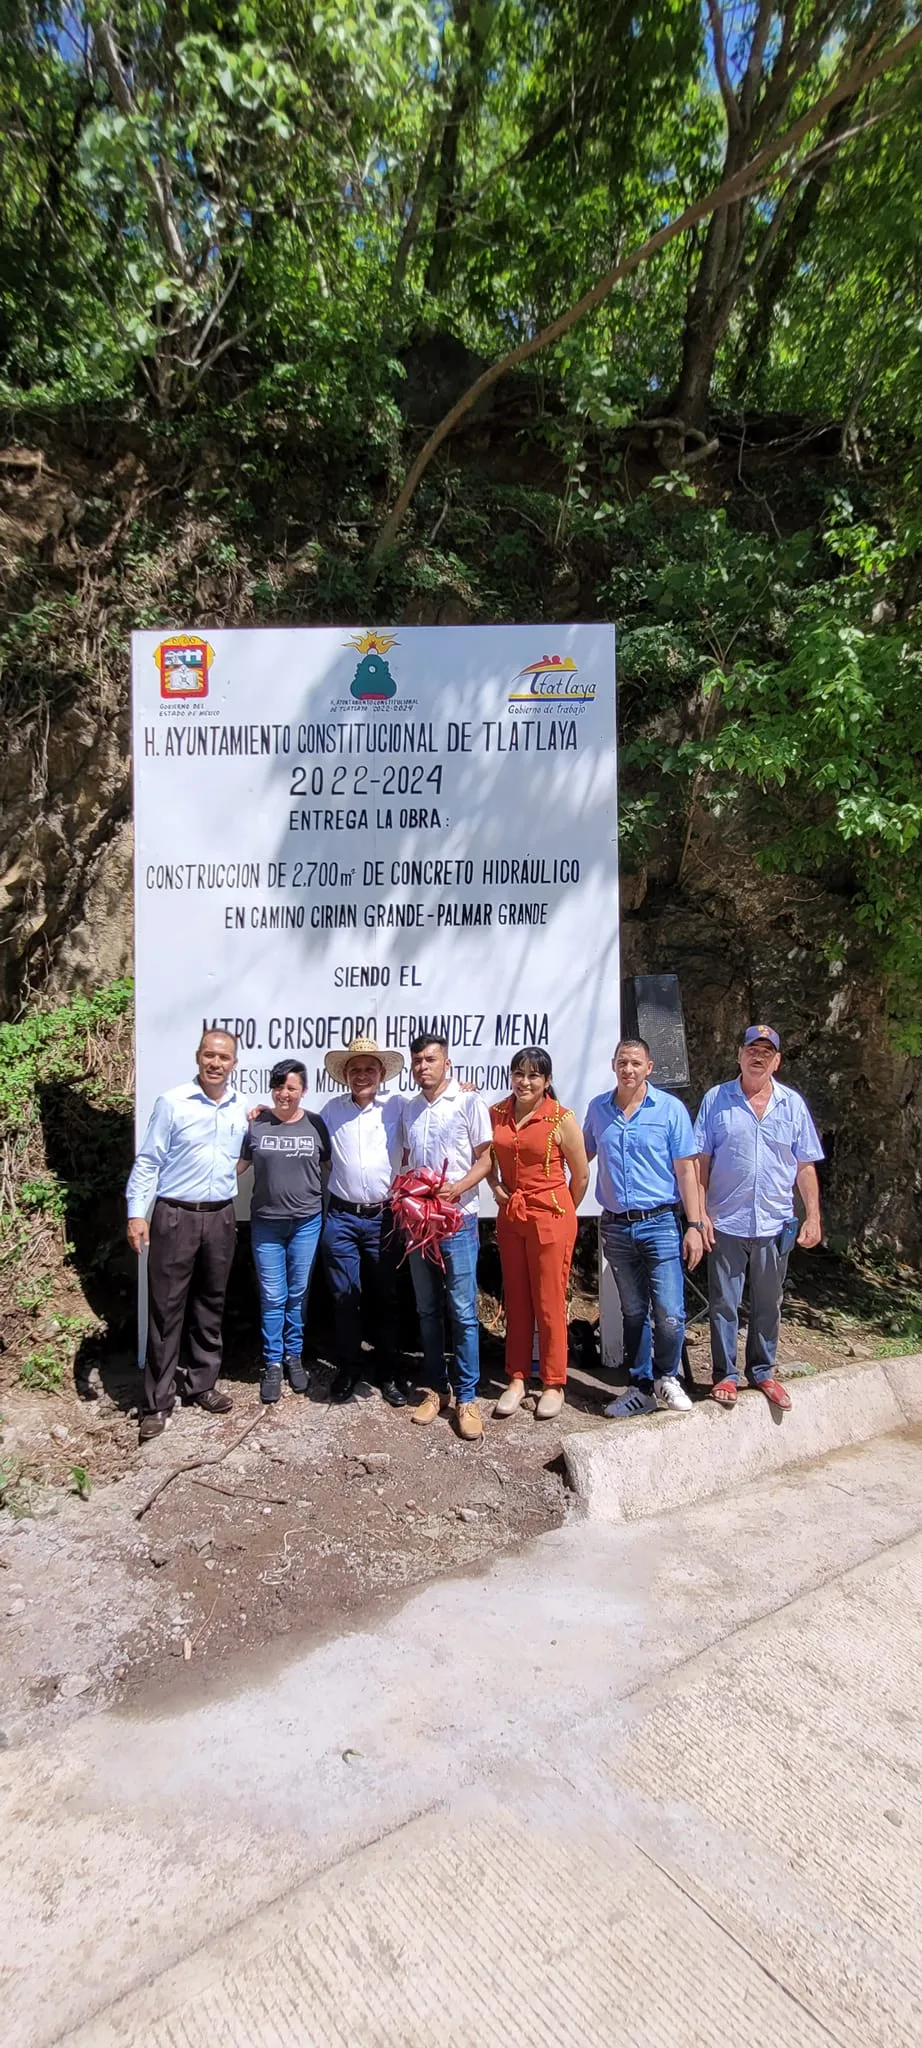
693;1026;823;1410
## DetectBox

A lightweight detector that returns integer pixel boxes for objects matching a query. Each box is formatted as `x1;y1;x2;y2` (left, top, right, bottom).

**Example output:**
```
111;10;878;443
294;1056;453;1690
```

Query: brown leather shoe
138;1412;169;1445
456;1400;484;1442
194;1388;234;1415
411;1388;451;1425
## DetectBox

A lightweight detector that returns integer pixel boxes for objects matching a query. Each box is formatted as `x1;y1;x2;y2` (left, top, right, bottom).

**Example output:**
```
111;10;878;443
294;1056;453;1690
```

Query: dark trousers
321;1203;399;1381
142;1198;236;1416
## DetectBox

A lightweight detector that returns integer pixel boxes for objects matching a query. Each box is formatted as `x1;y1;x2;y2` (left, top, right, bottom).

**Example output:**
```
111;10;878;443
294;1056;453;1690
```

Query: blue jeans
251;1213;322;1365
321;1203;399;1380
409;1214;481;1403
600;1209;685;1386
708;1230;789;1384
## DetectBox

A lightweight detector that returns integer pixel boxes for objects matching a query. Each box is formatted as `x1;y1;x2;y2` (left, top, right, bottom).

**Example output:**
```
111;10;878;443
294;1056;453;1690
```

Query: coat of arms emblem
155;635;214;699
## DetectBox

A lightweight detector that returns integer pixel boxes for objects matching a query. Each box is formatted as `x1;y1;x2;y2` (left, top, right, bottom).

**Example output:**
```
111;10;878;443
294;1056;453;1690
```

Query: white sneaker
654;1376;693;1412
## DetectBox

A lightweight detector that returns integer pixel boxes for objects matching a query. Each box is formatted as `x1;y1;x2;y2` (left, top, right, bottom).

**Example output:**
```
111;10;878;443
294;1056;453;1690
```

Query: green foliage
0;980;133;1135
602;492;922;1040
18;1177;67;1221
0;983;134;1358
18;1343;64;1391
70;1464;92;1499
0;1449;27;1513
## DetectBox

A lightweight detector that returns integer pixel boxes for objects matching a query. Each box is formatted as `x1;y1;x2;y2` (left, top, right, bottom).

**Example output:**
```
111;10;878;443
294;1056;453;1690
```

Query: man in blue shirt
583;1038;710;1419
694;1025;823;1411
127;1030;249;1444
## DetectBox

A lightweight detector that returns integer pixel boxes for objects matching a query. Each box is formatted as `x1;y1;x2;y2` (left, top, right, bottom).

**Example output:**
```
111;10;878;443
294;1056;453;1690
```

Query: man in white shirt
399;1033;492;1442
126;1030;248;1445
320;1035;408;1406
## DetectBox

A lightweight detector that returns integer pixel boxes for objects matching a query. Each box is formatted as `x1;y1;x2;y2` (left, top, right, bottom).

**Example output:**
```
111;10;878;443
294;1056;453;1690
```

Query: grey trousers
708;1229;790;1384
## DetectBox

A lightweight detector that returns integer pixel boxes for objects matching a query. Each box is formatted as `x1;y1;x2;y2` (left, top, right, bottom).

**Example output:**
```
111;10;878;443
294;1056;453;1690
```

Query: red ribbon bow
389;1162;465;1267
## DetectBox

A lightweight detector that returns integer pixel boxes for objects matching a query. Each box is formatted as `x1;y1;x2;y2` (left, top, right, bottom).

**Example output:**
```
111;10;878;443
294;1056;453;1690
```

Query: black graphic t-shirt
241;1112;331;1220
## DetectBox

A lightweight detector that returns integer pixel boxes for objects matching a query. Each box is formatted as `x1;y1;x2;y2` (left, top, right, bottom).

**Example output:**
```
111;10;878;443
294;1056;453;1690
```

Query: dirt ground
1;1242;919;1746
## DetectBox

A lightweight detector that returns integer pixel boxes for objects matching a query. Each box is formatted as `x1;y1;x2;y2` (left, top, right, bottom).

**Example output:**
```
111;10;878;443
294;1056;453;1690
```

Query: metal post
597;1218;623;1368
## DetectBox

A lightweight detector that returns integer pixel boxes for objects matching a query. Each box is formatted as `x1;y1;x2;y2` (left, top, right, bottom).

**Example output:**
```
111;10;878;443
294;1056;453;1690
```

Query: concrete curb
562;1353;922;1522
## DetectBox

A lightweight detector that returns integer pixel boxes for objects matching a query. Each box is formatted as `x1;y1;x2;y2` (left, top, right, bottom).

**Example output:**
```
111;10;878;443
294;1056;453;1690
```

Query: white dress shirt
126;1081;248;1216
323;1092;404;1205
399;1079;492;1213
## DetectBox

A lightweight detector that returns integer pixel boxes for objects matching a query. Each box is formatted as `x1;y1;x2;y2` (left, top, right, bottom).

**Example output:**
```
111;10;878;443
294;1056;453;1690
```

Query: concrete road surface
3;1425;922;2047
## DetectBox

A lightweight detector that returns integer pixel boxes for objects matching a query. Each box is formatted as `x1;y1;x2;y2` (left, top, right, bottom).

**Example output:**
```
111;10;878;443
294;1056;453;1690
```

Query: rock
884;1806;903;1827
359;1453;390;1474
191;1530;215;1553
455;1507;478;1523
7;1599;25;1616
0;1723;23;1749
50;1425;73;1446
148;1544;170;1568
57;1672;93;1699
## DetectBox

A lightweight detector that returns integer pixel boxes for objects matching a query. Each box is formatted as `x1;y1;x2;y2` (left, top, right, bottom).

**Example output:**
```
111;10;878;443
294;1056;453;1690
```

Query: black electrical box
621;974;689;1089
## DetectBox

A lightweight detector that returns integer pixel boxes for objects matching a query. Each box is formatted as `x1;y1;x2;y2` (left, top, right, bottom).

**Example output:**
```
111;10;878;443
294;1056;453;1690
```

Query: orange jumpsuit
490;1096;577;1388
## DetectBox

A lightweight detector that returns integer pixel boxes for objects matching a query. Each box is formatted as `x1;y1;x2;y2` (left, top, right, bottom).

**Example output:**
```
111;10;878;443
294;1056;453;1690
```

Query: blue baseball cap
743;1024;780;1051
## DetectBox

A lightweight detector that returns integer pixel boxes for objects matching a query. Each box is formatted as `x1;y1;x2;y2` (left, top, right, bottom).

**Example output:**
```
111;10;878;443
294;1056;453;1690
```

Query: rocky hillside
0;405;920;1257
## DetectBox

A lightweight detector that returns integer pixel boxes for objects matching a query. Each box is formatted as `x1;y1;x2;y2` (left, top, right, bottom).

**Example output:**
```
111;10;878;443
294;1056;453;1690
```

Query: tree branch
707;0;741;133
92;19;192;283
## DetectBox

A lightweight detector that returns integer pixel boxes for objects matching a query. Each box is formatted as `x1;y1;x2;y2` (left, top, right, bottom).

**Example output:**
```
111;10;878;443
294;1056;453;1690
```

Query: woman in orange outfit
489;1047;589;1421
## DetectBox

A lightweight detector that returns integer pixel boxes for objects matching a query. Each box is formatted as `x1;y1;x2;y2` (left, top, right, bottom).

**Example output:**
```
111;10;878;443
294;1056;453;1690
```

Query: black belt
329;1194;386;1219
158;1196;233;1213
605;1202;679;1224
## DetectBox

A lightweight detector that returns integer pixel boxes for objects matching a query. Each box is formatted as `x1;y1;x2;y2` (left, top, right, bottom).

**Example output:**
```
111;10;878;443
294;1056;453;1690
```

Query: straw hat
324;1035;404;1087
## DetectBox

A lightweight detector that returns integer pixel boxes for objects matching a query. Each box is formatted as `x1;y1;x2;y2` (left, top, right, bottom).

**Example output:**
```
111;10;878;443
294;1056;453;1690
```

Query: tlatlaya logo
156;635;214;700
509;653;595;701
347;630;399;700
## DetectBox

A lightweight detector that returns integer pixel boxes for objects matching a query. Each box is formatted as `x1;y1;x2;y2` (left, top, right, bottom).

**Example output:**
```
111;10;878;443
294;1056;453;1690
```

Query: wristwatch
685;1219;706;1230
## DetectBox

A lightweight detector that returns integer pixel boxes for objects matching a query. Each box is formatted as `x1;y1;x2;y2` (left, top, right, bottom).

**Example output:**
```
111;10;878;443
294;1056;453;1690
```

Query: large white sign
131;625;619;1207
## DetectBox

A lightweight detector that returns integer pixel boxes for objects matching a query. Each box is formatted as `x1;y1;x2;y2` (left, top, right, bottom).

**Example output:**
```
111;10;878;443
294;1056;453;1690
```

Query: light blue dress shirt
582;1084;696;1213
693;1078;823;1237
126;1081;249;1216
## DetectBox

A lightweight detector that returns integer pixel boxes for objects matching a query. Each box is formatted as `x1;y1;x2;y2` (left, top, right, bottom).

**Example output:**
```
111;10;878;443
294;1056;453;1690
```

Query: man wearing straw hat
321;1035;408;1406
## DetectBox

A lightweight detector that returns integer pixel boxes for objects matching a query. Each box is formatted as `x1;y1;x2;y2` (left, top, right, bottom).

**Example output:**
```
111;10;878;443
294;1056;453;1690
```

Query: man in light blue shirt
694;1025;823;1411
583;1038;709;1420
127;1030;248;1444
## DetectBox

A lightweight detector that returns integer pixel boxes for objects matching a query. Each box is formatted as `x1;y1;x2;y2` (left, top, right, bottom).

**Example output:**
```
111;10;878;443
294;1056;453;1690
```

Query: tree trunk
424;0;493;297
668;152;751;433
732;95;857;396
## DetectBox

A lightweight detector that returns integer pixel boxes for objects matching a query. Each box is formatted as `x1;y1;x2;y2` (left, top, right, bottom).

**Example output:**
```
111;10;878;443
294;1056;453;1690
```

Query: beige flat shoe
535;1386;565;1421
494;1377;527;1418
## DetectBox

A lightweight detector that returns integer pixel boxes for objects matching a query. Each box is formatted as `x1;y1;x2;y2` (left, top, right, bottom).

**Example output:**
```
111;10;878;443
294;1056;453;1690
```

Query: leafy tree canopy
1;0;922;1035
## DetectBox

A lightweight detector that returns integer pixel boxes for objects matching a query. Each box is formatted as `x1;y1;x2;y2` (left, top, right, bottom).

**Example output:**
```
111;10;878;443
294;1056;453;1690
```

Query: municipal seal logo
347;629;399;701
156;635;214;700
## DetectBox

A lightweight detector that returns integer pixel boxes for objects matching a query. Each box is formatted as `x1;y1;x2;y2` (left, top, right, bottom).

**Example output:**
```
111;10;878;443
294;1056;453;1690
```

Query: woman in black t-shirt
239;1059;330;1403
